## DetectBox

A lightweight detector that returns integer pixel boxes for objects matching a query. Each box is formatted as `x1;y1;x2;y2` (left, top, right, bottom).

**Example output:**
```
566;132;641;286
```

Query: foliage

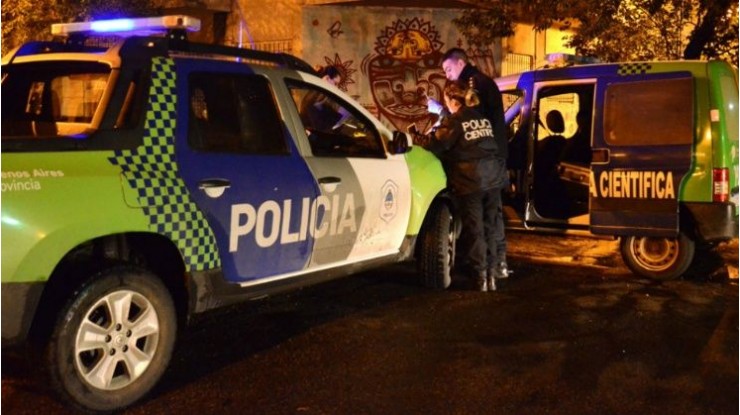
454;0;738;65
2;0;157;56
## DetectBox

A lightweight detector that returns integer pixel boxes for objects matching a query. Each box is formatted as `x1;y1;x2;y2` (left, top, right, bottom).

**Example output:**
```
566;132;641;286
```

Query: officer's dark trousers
457;187;501;274
493;187;506;263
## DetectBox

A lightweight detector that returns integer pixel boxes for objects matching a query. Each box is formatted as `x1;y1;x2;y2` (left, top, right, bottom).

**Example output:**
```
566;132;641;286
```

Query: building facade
157;0;574;130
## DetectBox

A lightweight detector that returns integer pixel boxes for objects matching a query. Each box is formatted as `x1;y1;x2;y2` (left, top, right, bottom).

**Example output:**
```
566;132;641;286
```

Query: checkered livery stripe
109;57;220;271
618;63;653;76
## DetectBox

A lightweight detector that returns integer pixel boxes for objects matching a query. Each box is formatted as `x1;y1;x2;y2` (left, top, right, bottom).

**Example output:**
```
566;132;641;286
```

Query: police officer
429;48;510;281
413;82;507;291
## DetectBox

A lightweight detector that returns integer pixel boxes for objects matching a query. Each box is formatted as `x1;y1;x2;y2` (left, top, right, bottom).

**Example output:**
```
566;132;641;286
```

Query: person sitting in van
535;110;569;218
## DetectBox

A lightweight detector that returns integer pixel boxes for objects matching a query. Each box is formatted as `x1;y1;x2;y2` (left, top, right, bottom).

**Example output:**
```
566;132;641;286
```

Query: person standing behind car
429;47;510;281
412;82;507;291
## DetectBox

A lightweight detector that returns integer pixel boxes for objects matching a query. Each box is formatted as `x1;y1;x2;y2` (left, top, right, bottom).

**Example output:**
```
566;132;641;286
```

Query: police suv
1;16;454;411
497;53;738;280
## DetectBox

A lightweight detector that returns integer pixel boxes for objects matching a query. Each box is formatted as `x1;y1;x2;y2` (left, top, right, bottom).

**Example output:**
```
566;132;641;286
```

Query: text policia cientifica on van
590;170;676;199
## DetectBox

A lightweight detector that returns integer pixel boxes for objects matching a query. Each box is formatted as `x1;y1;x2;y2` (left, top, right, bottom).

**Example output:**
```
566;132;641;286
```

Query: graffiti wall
301;5;501;133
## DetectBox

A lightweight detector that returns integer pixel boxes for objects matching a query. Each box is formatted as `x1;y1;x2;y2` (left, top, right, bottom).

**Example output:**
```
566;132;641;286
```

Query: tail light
712;168;729;202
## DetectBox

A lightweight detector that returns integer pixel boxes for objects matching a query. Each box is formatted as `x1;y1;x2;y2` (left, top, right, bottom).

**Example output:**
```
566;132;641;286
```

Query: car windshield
1;61;111;139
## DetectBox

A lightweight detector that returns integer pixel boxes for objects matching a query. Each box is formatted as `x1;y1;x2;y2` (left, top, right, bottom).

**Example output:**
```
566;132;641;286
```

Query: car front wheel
417;202;455;290
46;266;176;412
619;232;695;280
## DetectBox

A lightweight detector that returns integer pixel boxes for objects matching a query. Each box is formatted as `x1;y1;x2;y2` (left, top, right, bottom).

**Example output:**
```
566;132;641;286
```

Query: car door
284;77;411;267
589;68;694;237
175;61;320;283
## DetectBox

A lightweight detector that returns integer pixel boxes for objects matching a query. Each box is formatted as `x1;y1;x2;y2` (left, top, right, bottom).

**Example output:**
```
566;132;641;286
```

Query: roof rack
541;53;601;68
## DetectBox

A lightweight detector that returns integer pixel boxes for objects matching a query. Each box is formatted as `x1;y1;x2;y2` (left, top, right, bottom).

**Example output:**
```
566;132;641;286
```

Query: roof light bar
51;15;201;36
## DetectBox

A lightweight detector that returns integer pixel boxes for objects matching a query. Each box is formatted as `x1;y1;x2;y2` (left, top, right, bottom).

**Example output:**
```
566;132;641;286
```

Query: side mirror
390;130;412;154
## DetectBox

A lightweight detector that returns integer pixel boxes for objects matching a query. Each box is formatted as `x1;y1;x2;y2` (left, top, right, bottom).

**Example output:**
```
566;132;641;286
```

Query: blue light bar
91;19;136;33
51;15;201;36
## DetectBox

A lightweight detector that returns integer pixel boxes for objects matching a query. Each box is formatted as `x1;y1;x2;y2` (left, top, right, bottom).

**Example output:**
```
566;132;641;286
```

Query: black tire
46;265;176;412
619;232;695;280
417;202;455;290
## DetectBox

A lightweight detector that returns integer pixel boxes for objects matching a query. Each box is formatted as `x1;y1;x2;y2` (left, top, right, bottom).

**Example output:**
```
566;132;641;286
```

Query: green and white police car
1;16;453;412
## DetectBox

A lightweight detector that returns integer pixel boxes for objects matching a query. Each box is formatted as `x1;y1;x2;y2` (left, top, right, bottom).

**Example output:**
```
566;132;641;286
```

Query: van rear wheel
620;233;695;280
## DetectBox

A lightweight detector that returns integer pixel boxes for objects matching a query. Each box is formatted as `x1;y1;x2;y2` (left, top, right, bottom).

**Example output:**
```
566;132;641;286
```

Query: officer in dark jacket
413;82;507;291
433;47;510;281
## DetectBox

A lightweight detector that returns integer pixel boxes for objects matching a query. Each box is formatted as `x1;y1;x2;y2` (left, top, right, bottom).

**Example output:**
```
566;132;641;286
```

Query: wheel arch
28;232;189;345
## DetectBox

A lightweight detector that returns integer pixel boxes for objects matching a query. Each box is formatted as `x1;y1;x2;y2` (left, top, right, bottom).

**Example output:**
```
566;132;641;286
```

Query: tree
454;0;738;65
2;0;157;56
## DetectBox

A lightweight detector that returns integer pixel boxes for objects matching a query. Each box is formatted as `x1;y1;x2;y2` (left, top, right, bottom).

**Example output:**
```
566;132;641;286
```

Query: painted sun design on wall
374;18;444;60
362;18;447;133
324;53;356;92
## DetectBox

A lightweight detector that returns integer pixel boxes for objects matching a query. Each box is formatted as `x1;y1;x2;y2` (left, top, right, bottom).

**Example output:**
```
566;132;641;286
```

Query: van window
502;91;523;137
604;77;693;146
187;73;288;155
537;93;579;140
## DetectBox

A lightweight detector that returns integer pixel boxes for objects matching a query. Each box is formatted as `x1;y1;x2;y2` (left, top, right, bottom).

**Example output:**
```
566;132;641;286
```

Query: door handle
198;178;231;198
318;176;341;192
592;148;610;163
318;176;342;184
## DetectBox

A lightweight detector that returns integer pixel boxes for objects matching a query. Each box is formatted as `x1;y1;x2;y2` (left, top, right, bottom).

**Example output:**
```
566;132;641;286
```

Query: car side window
286;80;385;158
188;73;288;155
1;61;112;139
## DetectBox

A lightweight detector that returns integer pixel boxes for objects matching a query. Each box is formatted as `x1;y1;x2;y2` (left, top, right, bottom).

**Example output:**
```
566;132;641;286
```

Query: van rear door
590;69;694;237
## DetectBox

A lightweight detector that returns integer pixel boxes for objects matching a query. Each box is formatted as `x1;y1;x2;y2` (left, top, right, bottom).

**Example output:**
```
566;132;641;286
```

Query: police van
497;53;738;280
1;16;455;411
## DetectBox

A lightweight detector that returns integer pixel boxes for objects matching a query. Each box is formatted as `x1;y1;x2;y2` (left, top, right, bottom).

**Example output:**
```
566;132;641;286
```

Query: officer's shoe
475;271;488;292
486;273;497;291
494;262;510;279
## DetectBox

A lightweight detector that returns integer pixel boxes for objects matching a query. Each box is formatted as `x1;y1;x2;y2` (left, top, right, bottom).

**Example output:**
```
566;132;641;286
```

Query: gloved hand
427;97;444;115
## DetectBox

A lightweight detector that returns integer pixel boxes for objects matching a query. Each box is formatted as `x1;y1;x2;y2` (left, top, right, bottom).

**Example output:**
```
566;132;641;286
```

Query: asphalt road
2;233;737;415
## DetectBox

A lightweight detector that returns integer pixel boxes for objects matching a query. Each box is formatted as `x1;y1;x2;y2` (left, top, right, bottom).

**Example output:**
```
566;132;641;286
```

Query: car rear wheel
417;202;455;290
46;265;176;412
620;232;695;280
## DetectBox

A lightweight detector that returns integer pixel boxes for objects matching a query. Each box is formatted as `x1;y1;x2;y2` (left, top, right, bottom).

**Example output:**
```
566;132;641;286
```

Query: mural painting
360;18;446;133
302;6;499;133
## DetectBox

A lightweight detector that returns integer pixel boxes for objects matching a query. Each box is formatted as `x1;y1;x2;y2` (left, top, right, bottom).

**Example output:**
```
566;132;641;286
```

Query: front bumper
1;282;45;347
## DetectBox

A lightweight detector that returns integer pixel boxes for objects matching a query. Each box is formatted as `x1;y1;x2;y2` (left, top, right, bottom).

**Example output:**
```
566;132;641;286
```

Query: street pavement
2;233;737;414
